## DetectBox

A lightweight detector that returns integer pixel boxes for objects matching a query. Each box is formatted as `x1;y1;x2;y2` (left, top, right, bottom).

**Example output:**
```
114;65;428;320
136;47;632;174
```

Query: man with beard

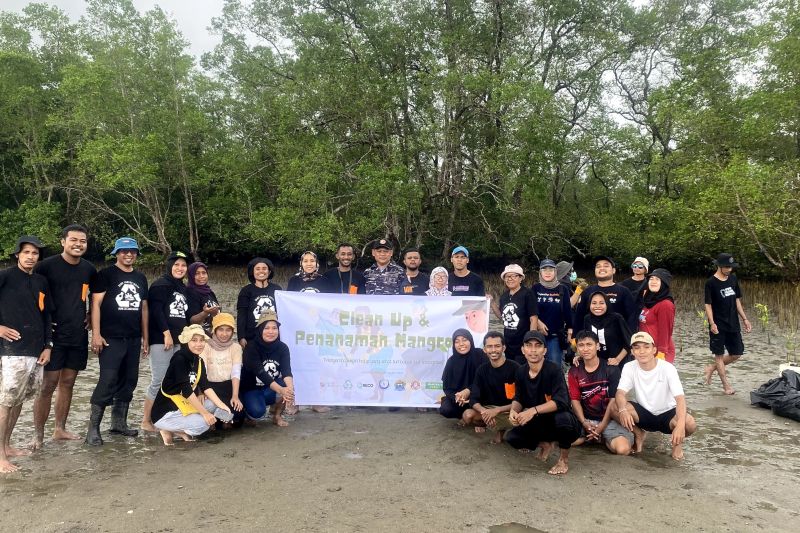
400;247;429;296
31;225;96;449
0;236;52;472
85;238;149;446
573;256;637;331
322;243;365;295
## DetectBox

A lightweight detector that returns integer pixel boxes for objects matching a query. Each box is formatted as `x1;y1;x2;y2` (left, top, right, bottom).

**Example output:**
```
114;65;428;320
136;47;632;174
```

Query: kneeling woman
240;311;295;427
152;325;233;445
201;313;244;424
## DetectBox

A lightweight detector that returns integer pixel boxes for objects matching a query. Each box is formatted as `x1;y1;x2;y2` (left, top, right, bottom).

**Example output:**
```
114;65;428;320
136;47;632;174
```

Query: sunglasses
631;263;645;269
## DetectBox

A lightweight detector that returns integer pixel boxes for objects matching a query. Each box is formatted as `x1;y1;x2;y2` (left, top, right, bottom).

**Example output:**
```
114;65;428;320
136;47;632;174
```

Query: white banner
275;291;490;407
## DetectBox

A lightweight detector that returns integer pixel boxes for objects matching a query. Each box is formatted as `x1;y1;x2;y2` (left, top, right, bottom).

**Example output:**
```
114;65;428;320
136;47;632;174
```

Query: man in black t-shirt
703;253;752;395
464;332;520;443
31;225;96;450
573;256;637;331
85;237;149;446
448;246;485;296
322;243;366;295
506;331;580;476
399;247;429;295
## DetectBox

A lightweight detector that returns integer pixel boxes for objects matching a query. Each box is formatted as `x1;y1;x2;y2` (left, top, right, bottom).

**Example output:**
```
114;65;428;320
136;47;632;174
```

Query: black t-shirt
147;278;189;344
704;275;743;332
619;277;646;298
236;283;282;341
185;287;220;331
400;272;430;296
567;359;620;420
241;339;293;391
470;358;520;408
449;271;485;296
287;275;329;293
151;348;211;423
0;266;53;357
34;255;96;347
90;266;148;338
321;268;366;295
513;361;570;412
531;283;572;338
583;313;632;362
499;287;538;346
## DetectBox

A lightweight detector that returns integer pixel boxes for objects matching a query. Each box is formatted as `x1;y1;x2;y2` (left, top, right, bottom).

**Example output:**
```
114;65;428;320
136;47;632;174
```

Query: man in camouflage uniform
363;239;405;295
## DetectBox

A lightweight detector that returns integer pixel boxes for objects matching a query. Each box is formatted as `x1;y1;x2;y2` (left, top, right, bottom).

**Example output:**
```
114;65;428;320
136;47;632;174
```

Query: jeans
154;398;216;436
90;337;141;406
242;378;285;420
545;336;563;366
146;344;178;400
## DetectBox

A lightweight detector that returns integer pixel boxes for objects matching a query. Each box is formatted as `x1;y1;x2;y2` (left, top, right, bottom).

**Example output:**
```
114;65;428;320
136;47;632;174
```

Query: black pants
90;337;141;406
439;396;468;419
505;411;581;450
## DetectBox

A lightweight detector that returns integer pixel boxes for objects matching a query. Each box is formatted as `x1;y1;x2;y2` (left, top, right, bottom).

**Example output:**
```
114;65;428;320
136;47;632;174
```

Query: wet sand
1;302;798;532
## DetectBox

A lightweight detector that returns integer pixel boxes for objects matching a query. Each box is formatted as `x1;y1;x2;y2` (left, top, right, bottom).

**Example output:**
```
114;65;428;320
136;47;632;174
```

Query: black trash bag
772;392;800;422
750;369;800;409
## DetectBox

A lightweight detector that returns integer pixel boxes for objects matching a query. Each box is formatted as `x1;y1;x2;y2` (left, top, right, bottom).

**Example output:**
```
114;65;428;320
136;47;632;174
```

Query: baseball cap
451;245;469;257
372;239;394;250
523;331;546;345
501;264;525;280
12;235;44;255
539;259;557;269
630;331;655;345
111;237;140;255
593;255;616;268
714;253;738;268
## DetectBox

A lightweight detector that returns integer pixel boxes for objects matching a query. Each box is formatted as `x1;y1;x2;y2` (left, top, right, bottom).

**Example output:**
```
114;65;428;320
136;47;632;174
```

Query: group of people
0;226;751;474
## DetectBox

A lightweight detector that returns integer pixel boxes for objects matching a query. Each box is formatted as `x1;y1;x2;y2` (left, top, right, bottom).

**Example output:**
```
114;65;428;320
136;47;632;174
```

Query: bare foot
283;401;299;416
174;432;194;442
272;413;289;427
672;444;685;460
535;442;553;462
456;420;466;428
311;405;331;413
29;437;44;451
517;448;533;454
159;430;174;446
633;427;646;454
703;364;715;385
0;459;19;473
723;387;736;395
53;428;81;441
5;447;32;457
548;458;569;475
490;430;505;445
243;418;258;427
140;421;158;433
474;427;486;433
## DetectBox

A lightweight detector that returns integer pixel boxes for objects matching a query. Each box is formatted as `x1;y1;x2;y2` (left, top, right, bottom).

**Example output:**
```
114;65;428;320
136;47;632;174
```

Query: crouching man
613;332;697;460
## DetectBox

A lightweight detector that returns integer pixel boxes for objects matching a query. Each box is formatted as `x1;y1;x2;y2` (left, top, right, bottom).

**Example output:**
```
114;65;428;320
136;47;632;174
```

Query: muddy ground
1;288;798;532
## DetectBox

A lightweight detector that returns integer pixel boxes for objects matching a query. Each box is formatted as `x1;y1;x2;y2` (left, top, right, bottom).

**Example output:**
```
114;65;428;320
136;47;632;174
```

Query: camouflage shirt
363;262;405;295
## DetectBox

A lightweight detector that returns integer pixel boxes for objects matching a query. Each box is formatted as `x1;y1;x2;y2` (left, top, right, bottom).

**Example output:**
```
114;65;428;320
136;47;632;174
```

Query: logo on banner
394;380;406;391
411;381;421;390
343;380;353;390
379;379;390;389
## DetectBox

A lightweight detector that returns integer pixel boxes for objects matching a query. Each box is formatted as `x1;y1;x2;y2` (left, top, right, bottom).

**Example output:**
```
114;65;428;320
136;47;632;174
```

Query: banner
275;291;489;407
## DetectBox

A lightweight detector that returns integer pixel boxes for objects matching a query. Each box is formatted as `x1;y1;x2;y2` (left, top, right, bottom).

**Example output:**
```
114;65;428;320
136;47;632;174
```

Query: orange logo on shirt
38;292;45;312
504;382;516;400
349;285;358;295
545;394;552;402
81;283;89;302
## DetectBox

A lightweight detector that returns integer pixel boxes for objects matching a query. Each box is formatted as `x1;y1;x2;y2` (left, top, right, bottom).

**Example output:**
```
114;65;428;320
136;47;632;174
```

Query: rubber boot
85;404;105;446
109;401;139;437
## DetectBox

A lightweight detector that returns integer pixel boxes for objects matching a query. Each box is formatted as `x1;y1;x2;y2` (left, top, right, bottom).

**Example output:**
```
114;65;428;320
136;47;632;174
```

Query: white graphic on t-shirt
255;359;280;386
502;302;520;329
115;282;141;310
169;292;187;318
720;287;736;298
300;287;320;293
590;326;607;352
189;370;197;387
252;295;276;320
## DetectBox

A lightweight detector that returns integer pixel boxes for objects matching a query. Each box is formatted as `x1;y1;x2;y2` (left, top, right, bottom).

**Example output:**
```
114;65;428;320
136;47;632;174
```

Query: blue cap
451;245;469;257
539;259;557;269
111;237;140;255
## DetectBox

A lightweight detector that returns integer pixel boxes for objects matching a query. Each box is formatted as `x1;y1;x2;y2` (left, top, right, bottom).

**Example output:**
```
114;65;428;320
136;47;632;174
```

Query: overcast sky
4;0;225;59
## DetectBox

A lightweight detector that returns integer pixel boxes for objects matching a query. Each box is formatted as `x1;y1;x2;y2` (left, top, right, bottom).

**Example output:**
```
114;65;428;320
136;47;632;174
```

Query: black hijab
642;268;674;309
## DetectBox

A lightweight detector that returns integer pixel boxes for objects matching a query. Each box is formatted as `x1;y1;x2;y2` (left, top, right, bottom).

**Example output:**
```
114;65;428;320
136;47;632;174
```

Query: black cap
714;253;738;268
13;235;44;255
372;239;394;250
522;331;547;345
593;255;616;269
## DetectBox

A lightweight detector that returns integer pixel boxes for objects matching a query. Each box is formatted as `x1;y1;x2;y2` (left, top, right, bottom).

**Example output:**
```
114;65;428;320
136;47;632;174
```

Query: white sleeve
231;363;242;380
666;363;684;397
617;362;633;393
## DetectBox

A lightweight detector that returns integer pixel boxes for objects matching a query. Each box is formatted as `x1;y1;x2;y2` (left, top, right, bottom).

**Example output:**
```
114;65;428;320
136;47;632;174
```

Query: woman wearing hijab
185;261;221;332
152;324;233;445
200;312;244;425
240;311;295;427
426;267;452;296
142;252;191;433
287;251;328;293
439;329;486;422
582;292;632;366
532;259;573;366
638;268;676;363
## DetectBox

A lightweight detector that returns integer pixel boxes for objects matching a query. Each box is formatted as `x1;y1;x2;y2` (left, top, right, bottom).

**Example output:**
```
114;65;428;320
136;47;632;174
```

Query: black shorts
631;402;675;434
709;330;744;356
45;345;89;372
